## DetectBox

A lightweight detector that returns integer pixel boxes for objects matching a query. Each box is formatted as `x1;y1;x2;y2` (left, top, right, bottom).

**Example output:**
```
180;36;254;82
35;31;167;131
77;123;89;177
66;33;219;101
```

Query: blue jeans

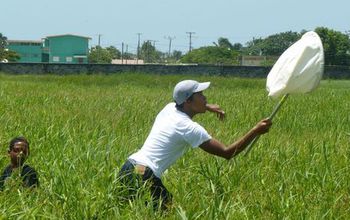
118;159;172;210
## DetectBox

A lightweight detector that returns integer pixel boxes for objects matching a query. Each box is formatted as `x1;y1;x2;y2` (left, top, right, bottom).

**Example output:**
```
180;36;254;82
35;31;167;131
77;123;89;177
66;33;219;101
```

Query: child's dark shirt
0;164;39;190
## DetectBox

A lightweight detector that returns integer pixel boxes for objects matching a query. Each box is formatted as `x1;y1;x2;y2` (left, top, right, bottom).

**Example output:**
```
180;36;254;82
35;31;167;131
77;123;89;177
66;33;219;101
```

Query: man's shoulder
159;102;203;130
162;102;176;112
176;118;208;137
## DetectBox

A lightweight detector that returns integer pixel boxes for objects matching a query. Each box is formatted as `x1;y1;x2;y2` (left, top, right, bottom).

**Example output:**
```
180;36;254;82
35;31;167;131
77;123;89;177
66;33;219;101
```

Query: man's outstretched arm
199;118;272;159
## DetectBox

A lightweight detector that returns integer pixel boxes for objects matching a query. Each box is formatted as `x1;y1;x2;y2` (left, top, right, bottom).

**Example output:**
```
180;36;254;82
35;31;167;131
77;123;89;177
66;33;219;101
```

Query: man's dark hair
175;93;195;109
9;136;29;151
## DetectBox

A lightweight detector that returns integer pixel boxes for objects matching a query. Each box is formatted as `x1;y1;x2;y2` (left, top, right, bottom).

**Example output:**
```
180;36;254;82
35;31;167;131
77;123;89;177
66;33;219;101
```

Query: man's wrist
205;104;211;111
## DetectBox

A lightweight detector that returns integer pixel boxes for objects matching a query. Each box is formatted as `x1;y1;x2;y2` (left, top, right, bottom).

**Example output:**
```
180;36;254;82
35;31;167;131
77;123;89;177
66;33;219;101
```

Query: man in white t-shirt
118;79;272;210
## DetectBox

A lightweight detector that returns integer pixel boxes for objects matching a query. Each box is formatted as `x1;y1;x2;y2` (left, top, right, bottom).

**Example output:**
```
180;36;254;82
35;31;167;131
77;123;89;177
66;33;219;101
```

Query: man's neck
176;105;195;118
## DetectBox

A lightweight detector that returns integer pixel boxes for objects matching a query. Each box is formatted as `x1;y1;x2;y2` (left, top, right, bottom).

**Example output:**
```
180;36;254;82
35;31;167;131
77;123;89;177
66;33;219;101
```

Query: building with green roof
42;34;91;63
7;34;91;63
7;40;42;63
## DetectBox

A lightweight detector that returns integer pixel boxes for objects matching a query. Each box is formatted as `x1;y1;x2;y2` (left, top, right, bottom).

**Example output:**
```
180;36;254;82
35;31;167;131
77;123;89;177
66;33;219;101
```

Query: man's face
9;141;29;167
187;91;207;113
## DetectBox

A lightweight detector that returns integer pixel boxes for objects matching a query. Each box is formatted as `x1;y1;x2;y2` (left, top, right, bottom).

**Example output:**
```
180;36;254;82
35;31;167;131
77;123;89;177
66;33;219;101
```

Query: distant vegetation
0;33;20;62
2;26;350;65
181;27;350;66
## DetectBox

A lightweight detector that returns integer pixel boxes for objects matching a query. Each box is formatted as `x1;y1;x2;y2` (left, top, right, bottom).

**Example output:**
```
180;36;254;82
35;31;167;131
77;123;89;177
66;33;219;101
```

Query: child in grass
0;136;39;191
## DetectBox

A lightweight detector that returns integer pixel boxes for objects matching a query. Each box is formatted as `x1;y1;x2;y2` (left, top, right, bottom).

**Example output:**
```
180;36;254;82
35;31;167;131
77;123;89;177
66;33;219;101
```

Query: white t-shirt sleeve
183;122;212;148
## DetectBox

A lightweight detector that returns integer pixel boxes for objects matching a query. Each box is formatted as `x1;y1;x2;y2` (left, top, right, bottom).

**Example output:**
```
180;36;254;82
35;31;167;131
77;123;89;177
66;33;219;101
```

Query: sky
1;0;349;54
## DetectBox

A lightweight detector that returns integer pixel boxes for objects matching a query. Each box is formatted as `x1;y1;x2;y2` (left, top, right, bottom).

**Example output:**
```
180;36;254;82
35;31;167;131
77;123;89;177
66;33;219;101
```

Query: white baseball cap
173;80;211;105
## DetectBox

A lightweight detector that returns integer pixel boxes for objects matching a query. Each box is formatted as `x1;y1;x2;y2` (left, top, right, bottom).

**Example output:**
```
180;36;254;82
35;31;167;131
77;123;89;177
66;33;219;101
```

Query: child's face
8;141;29;167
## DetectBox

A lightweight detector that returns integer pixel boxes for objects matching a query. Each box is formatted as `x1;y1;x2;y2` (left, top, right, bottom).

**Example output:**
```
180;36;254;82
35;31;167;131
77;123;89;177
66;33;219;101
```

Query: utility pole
125;44;128;64
98;34;102;47
136;33;142;64
145;40;151;63
121;42;124;64
96;34;102;63
165;36;175;57
186;32;195;52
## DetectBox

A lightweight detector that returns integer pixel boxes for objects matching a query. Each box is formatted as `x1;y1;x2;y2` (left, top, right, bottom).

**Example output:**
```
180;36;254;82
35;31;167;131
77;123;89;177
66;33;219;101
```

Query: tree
164;50;183;64
0;33;8;61
122;52;135;60
0;33;6;50
181;37;240;65
88;46;113;64
262;31;301;55
243;37;264;55
4;49;20;62
217;37;233;49
106;46;121;59
244;31;301;56
243;28;350;66
0;33;20;62
180;45;240;65
315;27;350;65
172;50;183;61
232;43;243;51
140;41;161;63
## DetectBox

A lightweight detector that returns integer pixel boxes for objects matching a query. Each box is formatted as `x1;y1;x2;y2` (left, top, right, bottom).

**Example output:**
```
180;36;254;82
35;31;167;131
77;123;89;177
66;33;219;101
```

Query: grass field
0;73;349;219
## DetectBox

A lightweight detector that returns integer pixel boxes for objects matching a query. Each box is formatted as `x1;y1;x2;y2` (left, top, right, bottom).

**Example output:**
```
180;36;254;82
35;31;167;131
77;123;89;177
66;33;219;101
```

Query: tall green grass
0;73;349;219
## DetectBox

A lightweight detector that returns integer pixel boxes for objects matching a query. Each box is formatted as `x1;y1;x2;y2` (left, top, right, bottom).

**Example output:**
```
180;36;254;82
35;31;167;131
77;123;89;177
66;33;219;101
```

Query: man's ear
185;98;192;104
183;100;190;108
